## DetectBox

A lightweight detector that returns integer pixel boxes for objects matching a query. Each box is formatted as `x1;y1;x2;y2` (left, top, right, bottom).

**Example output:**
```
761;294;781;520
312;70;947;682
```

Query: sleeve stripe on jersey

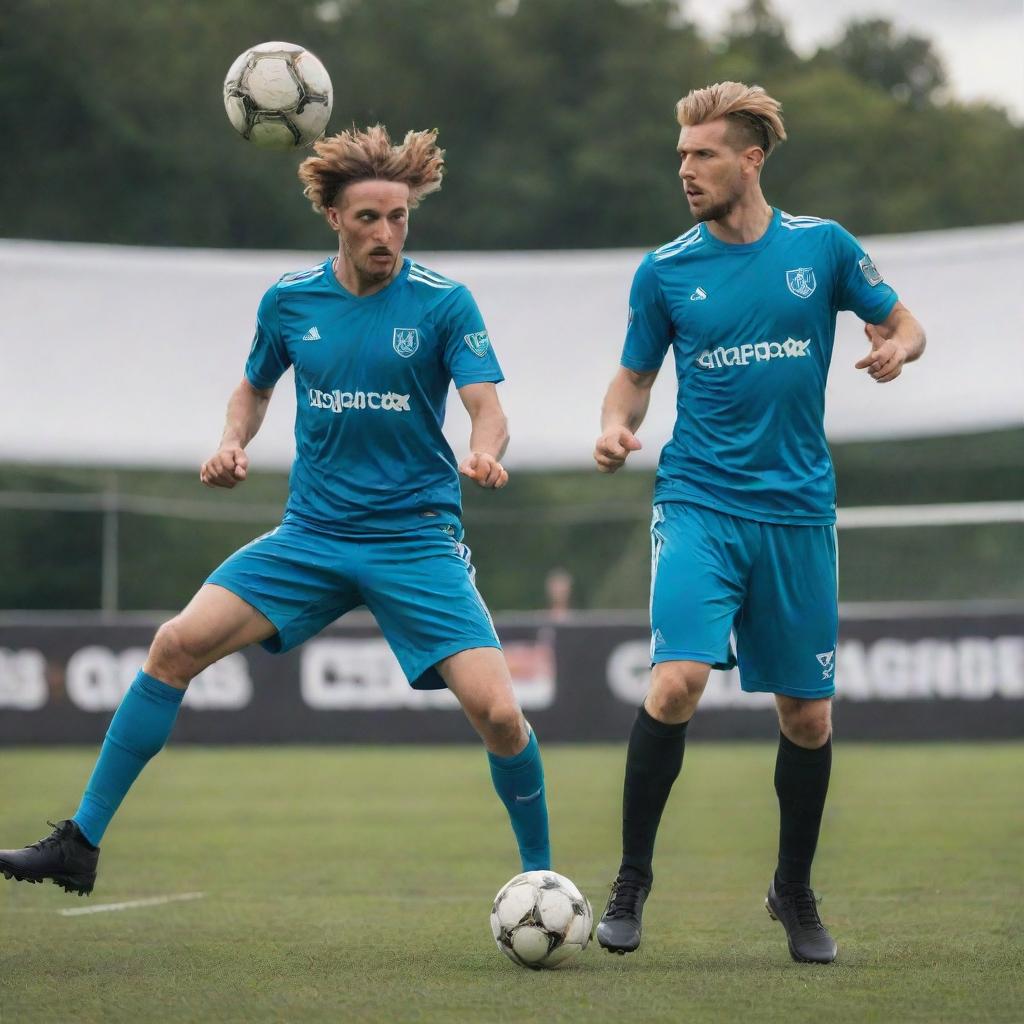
409;263;455;286
780;213;830;231
408;270;454;290
653;232;704;261
653;226;699;256
278;266;326;287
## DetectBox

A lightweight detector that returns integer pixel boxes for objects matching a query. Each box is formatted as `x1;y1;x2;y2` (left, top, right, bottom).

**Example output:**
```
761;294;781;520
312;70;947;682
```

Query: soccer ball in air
223;41;333;149
490;871;593;969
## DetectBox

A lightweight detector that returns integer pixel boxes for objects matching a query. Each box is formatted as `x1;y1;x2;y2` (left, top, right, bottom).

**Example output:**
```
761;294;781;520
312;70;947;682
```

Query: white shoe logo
690;287;707;301
302;326;321;341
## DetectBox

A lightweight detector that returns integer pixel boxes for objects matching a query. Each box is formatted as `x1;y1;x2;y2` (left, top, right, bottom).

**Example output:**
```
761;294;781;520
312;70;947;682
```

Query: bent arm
876;302;926;363
200;377;274;488
458;381;509;461
457;382;509;488
220;376;275;449
601;366;659;434
594;366;658;473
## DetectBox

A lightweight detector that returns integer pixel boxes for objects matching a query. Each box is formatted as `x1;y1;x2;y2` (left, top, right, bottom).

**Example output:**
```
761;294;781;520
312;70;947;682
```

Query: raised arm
593;366;659;473
200;377;275;488
457;381;509;489
855;301;926;383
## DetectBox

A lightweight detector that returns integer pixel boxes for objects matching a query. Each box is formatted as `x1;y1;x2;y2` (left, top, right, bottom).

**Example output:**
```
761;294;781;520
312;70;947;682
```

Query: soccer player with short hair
0;126;550;894
593;83;926;963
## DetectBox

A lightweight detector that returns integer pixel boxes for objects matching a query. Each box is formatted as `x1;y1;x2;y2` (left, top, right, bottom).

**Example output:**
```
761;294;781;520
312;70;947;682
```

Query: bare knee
777;696;832;748
146;617;204;688
646;661;711;724
478;701;527;756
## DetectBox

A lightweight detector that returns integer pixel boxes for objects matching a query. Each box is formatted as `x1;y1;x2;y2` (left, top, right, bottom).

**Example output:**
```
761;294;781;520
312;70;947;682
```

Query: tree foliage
2;0;1021;249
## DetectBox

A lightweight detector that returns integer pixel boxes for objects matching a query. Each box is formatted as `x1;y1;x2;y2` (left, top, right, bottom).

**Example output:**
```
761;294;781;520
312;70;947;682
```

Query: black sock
619;704;688;885
774;731;832;887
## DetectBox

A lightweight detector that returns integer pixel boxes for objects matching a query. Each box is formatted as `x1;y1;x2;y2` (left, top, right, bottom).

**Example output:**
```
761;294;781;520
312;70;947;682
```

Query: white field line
58;891;205;917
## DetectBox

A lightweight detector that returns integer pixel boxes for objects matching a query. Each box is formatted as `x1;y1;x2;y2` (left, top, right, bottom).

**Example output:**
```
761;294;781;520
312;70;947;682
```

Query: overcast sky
686;0;1024;122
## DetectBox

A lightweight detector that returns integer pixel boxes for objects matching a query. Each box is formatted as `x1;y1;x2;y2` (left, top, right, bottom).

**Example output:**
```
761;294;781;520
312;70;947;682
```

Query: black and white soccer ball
223;41;333;149
490;871;593;969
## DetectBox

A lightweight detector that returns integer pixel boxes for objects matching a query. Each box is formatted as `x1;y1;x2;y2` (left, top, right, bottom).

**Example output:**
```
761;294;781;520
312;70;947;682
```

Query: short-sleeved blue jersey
246;256;503;534
621;209;898;524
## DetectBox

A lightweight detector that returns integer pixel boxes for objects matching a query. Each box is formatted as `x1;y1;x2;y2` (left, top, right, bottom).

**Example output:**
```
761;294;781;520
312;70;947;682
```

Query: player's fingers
495;467;509;489
854;350;881;370
871;352;903;379
874;364;903;383
622;431;642;452
478;460;500;487
233;451;249;479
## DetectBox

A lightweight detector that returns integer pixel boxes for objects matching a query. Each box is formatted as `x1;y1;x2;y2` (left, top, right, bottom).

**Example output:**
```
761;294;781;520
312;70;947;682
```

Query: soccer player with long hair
0;126;550;894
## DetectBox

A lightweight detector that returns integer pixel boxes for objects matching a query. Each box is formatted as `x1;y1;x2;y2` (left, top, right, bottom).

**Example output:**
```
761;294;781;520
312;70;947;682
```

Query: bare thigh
144;583;277;687
436;647;527;756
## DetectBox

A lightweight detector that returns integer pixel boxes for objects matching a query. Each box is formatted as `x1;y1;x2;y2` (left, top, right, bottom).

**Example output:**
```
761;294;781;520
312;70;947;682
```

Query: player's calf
0;820;99;896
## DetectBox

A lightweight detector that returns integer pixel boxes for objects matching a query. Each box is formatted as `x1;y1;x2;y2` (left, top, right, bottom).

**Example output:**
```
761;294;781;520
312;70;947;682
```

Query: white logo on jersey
302;326;321;341
859;254;883;286
650;628;666;658
308;389;411;413
690;287;707;301
785;267;817;298
392;328;420;358
696;337;811;369
816;649;835;680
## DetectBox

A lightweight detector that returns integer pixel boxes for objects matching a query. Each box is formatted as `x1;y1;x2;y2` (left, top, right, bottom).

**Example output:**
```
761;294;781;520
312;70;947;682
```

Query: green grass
1;744;1022;1023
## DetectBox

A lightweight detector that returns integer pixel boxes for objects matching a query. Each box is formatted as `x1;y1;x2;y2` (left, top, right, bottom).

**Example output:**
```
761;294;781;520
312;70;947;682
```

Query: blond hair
297;125;444;213
676;82;787;158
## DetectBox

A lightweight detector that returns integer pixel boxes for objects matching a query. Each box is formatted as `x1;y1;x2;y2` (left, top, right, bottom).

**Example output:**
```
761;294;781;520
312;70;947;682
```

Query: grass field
1;744;1021;1024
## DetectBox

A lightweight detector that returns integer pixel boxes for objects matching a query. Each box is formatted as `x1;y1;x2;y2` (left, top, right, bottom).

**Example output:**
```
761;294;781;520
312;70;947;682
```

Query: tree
822;18;946;109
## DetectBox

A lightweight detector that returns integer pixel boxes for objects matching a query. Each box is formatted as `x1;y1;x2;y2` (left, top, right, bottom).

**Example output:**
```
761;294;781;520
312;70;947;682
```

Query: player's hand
459;452;508;489
200;445;249;488
594;427;642;473
855;322;908;383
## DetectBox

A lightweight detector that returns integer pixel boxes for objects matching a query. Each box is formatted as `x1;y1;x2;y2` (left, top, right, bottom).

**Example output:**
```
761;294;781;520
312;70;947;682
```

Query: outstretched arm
855;301;926;383
457;381;509;489
200;377;275;488
593;366;659;473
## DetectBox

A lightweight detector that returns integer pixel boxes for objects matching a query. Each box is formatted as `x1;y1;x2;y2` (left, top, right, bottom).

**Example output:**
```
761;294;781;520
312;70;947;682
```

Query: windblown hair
676;82;787;159
297;124;445;213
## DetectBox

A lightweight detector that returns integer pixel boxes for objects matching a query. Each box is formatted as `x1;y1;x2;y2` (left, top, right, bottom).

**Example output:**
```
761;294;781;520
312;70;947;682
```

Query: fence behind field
2;605;1022;743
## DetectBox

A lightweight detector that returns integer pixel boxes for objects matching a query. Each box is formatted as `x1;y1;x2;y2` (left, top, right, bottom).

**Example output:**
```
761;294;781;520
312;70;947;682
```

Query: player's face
677;120;752;223
329;180;410;284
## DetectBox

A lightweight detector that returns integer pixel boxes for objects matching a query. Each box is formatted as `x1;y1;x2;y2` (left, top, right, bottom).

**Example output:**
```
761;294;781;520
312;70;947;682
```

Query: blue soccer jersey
245;257;503;533
621;209;899;524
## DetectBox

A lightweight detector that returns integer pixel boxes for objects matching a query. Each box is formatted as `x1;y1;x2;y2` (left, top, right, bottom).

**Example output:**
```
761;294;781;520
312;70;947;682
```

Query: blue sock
72;670;185;846
487;728;551;871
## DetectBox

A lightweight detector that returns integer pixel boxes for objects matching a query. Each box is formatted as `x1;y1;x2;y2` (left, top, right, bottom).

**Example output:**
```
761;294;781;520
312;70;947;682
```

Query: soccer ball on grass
223;41;333;148
490;871;593;969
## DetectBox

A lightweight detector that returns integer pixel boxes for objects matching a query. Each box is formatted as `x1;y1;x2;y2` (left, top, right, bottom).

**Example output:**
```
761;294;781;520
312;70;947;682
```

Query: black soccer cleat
596;873;650;954
0;819;99;896
765;878;837;963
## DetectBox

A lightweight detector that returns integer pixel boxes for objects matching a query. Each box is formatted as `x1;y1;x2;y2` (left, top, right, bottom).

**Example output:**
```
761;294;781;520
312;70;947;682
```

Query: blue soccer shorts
649;502;838;699
206;517;500;690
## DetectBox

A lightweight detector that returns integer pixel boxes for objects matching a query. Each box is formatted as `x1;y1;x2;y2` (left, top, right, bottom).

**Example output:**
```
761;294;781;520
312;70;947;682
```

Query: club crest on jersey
786;267;817;299
464;331;491;357
392;328;420;358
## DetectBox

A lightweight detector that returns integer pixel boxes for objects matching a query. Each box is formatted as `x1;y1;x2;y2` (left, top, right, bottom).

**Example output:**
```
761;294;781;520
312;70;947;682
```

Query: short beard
695;196;737;223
